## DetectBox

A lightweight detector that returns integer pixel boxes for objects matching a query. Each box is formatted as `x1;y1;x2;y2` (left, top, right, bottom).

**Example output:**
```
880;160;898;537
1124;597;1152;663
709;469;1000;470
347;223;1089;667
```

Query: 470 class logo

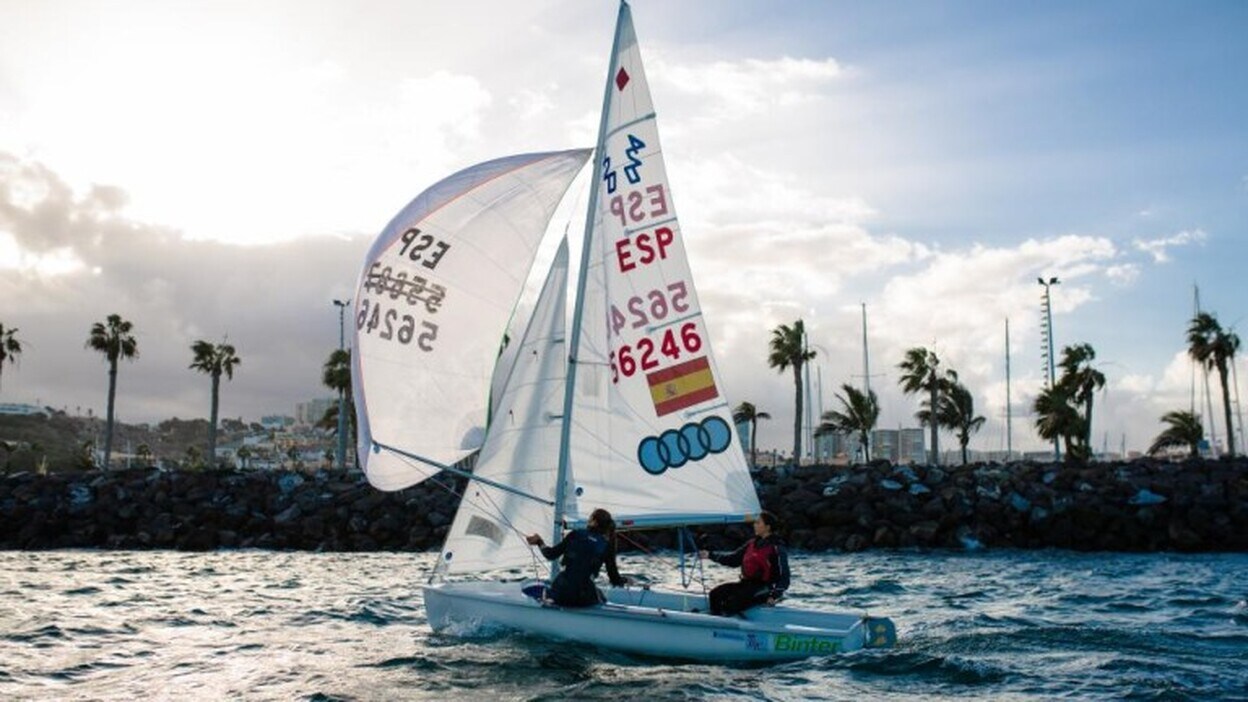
636;416;733;475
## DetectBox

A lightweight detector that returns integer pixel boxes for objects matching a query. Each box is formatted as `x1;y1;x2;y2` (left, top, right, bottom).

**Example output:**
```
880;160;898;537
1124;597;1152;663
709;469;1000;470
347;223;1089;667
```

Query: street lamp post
1038;277;1060;462
807;342;831;464
802;326;812;466
333;298;351;471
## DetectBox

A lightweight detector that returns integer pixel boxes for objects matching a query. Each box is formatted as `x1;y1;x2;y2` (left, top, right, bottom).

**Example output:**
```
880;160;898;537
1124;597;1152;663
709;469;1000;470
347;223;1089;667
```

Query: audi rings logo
637;416;733;475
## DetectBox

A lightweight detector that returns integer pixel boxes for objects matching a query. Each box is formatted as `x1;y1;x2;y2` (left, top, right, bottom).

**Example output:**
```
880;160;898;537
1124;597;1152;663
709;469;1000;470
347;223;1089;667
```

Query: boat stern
861;616;897;649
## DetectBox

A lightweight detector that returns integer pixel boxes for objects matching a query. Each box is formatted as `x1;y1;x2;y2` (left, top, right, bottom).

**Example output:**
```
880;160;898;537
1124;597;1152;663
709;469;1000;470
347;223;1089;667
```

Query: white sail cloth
352;149;590;491
563;3;759;528
439;240;570;574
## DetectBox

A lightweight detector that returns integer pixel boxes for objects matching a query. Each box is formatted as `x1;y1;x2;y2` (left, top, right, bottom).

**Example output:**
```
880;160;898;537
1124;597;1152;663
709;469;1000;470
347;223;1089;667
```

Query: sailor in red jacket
700;511;790;616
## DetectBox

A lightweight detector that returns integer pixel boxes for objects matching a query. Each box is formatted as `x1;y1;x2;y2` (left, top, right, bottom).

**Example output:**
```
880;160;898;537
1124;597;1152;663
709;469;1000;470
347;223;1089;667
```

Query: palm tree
768;320;815;465
237;444;253;470
184;445;203;470
1033;384;1084;462
86;314;138;470
1188;312;1241;457
322;348;356;466
190;340;241;469
1058;343;1106;456
77;440;97;470
898;347;949;465
136;443;154;468
732;401;771;469
935;382;986;466
815;384;880;464
1148;410;1204;458
0;323;23;395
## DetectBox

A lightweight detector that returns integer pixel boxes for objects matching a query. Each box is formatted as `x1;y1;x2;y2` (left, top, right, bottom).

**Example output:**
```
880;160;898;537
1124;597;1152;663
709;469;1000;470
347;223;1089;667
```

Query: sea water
1;549;1245;701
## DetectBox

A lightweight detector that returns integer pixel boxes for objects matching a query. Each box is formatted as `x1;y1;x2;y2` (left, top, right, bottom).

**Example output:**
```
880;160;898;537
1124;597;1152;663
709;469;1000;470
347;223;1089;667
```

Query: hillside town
0;398;349;473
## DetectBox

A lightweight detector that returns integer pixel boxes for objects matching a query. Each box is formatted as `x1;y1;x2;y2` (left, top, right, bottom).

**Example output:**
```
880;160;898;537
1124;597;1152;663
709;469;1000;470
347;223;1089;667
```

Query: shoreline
2;458;1245;552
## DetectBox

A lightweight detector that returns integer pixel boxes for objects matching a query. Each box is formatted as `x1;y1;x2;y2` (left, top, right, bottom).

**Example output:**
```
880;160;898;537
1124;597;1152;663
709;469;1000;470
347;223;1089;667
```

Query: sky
1;0;1246;456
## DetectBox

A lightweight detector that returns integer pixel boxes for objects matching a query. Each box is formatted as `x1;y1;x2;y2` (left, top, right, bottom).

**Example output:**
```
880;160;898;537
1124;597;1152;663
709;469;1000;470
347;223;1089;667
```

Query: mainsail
352;149;590;491
560;3;760;529
439;240;570;574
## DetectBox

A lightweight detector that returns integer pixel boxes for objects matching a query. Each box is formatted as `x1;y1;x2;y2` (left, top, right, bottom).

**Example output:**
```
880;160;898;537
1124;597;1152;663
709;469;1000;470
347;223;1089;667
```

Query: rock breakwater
2;459;1245;552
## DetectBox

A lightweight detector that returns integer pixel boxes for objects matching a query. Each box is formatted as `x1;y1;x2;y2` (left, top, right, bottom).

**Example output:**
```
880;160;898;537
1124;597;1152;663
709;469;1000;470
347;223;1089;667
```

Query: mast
803;325;813;464
1233;355;1246;455
1005;317;1012;460
861;303;871;395
1195;285;1219;454
1189;283;1197;416
551;1;629;556
816;365;824;463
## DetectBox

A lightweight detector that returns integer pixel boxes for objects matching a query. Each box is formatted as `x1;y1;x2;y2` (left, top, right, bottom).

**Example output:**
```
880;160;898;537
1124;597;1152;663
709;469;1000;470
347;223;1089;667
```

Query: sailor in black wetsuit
526;508;627;607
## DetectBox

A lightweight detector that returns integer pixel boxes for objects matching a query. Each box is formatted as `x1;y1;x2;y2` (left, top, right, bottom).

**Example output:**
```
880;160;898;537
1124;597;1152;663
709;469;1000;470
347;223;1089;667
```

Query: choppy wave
0;549;1245;700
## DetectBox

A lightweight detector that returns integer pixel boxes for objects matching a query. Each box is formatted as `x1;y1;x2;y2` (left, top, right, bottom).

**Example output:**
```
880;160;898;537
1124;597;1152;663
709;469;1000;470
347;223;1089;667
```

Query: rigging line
463;477;552;580
392;451;550;583
371;439;554;506
616;531;684;585
679;528;710;595
617;529;707;593
422;471;468;584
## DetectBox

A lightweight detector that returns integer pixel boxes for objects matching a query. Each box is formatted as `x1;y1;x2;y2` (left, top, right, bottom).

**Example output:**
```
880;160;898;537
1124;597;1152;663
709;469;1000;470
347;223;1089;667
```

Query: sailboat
350;1;896;662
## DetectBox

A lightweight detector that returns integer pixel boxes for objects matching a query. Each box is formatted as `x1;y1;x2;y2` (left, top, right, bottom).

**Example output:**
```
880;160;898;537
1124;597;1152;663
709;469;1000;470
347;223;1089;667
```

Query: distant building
754;449;782;469
872;429;899;462
261;415;295;430
812;427;923;465
812;431;838;464
898;428;925;464
0;403;48;417
295;398;336;426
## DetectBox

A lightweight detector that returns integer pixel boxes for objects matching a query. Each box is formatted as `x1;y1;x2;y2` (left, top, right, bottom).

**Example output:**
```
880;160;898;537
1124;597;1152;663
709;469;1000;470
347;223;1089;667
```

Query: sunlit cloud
1105;263;1139;286
654;55;844;124
1133;229;1206;263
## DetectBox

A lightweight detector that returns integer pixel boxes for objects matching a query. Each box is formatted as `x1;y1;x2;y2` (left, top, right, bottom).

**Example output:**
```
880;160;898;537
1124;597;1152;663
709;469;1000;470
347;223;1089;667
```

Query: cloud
0;149;1227;460
1133;229;1206;263
509;84;559;121
664;156;1136;457
4;32;495;246
1105;263;1139;286
653;55;844;126
0;152;365;423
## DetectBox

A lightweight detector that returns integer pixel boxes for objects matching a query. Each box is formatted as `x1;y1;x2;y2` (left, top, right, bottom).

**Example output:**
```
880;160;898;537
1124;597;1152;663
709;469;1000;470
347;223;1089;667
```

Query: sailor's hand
765;597;778;606
525;534;544;546
698;550;709;559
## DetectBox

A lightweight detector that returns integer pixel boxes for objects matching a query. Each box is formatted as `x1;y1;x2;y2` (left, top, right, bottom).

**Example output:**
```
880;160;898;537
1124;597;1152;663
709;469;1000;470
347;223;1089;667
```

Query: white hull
423;580;896;662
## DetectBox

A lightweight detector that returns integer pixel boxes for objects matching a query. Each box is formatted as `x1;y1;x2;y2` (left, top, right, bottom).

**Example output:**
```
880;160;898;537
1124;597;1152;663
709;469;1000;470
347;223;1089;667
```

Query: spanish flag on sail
647;356;719;417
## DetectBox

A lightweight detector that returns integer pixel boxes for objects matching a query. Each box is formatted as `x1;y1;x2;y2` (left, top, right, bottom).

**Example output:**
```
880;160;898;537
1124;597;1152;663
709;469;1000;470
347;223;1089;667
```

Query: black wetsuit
539;529;626;607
